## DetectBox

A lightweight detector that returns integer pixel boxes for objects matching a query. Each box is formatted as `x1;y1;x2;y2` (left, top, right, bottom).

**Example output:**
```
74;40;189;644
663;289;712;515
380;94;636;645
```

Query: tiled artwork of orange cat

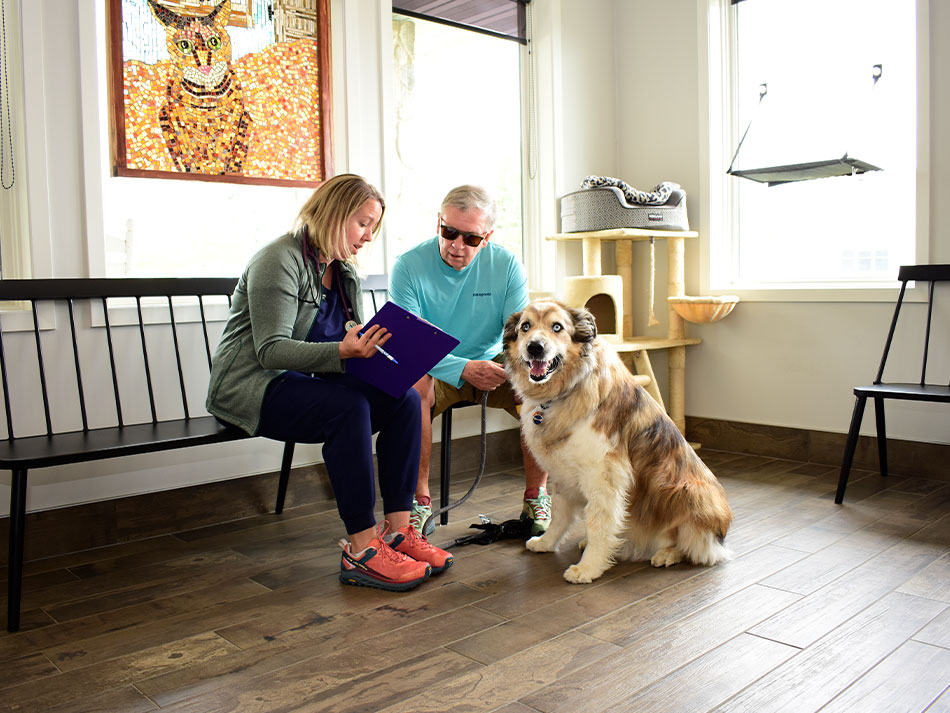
122;0;324;182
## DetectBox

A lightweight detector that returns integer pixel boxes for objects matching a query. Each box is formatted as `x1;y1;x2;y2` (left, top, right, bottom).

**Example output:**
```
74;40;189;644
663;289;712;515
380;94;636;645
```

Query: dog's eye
552;322;563;332
520;322;530;332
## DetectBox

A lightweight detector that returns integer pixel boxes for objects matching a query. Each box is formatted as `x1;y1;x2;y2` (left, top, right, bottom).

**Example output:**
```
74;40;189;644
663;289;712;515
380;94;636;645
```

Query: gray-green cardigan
206;231;365;435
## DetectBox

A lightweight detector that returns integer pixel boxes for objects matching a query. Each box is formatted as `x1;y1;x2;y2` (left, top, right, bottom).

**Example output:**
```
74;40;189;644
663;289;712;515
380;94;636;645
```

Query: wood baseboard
687;416;950;482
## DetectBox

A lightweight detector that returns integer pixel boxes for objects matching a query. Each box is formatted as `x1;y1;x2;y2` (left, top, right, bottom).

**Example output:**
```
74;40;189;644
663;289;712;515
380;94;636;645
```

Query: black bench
0;276;387;632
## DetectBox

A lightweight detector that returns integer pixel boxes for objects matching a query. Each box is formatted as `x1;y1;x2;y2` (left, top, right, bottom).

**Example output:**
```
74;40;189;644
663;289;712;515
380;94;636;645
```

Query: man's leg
522;430;547;491
410;373;435;501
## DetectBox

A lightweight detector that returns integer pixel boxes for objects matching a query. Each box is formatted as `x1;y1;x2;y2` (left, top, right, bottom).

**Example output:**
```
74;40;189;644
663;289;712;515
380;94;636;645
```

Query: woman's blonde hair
296;174;385;263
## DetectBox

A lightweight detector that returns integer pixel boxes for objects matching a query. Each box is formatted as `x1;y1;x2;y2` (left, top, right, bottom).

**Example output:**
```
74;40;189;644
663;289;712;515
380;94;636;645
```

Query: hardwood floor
2;449;949;712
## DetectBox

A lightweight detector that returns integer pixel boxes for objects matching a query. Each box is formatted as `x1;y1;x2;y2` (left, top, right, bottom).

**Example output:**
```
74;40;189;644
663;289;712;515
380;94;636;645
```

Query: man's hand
339;323;390;359
461;359;508;391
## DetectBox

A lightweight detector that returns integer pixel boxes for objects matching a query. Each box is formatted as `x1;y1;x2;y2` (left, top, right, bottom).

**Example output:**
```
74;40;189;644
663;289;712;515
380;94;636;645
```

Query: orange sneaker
388;524;454;574
339;530;431;591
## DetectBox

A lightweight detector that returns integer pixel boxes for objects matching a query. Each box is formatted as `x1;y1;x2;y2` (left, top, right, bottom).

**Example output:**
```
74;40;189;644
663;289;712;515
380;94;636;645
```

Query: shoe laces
526;493;551;520
401;523;436;552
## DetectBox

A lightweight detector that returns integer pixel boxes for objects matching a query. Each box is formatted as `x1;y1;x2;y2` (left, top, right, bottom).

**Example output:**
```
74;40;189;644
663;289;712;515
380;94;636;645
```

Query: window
388;13;524;261
704;0;925;296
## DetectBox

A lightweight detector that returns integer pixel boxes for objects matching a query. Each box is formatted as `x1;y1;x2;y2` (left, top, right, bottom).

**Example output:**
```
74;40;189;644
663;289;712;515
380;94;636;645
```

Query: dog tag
533;410;544;425
345;320;358;331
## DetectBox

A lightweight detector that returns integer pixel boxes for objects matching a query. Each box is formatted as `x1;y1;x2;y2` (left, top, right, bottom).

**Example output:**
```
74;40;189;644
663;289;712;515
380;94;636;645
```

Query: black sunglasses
440;222;487;248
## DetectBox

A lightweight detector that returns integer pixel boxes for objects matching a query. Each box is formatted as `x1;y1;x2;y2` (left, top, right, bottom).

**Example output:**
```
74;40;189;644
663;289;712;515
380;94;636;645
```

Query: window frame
698;0;931;303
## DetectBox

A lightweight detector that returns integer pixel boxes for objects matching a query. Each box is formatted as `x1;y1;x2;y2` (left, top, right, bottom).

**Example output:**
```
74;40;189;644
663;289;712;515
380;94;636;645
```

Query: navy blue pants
257;371;421;535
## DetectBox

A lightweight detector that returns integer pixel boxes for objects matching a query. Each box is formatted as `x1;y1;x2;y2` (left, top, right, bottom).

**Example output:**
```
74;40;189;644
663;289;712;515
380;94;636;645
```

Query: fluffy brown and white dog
503;299;733;584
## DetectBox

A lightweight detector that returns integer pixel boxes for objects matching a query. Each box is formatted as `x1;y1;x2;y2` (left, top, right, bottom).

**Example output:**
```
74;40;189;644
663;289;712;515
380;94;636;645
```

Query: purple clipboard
346;301;460;398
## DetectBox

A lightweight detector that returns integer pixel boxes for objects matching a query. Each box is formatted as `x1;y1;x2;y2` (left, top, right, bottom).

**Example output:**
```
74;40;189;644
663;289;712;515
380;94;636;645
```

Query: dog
503;299;733;584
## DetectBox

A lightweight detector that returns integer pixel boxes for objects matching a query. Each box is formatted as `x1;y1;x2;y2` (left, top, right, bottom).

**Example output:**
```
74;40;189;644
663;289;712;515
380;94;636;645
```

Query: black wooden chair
275;273;390;513
835;264;950;503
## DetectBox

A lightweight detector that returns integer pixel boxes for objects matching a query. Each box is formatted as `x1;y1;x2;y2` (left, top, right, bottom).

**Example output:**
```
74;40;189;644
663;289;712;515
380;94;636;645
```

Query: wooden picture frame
107;0;332;188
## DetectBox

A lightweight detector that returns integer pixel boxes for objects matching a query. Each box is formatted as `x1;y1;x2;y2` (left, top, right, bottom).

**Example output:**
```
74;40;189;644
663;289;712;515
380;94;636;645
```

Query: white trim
522;0;561;295
79;0;107;278
699;0;930;303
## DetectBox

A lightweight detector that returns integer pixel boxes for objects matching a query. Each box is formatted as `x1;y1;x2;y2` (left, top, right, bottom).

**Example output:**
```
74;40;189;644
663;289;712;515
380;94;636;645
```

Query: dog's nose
526;341;545;358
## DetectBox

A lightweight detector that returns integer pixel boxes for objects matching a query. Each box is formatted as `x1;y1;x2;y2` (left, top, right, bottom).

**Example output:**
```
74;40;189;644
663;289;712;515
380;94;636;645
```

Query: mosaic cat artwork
146;0;251;174
122;0;324;182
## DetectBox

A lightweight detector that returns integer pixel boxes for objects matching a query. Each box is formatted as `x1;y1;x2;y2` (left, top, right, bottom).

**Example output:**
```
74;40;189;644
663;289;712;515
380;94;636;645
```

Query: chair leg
873;398;888;478
836;396;867;504
7;469;27;632
439;408;453;525
275;442;296;514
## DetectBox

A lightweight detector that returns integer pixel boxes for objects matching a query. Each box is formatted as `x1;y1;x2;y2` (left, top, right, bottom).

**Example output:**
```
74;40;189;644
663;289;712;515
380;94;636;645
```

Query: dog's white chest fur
521;403;619;491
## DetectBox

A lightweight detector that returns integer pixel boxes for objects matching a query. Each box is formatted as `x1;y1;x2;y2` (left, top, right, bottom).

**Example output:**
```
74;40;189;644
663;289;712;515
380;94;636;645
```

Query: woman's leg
257;372;380;538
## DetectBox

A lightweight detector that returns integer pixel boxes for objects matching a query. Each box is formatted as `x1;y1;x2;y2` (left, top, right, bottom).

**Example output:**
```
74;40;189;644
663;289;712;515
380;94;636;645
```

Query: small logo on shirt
472;292;492;297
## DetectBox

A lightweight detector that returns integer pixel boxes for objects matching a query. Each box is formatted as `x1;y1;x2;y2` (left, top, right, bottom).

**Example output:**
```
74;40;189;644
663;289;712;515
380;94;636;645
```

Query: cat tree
547;227;736;437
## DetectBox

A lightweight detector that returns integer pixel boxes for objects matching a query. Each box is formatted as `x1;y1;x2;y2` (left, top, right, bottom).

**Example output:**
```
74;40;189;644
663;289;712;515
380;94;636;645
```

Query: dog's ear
571;306;597;343
503;309;523;350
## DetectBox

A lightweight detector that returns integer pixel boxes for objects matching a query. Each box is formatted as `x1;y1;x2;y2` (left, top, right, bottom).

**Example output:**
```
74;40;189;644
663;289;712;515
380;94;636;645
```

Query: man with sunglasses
390;185;550;537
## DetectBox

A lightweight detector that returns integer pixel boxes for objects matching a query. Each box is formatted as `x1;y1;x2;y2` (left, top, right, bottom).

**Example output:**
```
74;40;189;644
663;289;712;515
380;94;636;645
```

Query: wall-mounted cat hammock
727;66;883;187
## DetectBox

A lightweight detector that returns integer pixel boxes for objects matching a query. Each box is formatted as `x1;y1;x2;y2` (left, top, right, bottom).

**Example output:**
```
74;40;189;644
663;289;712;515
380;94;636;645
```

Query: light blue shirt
389;237;529;387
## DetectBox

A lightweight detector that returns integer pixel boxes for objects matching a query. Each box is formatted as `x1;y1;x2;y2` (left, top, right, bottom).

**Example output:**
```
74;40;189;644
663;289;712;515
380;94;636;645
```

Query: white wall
3;0;946;517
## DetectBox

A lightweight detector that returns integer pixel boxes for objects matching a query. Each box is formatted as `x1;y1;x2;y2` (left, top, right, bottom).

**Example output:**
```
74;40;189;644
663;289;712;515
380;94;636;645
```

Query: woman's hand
339;323;391;359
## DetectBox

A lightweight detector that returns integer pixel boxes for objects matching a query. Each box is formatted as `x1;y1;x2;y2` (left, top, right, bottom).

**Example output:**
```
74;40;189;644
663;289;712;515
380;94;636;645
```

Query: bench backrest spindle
167;295;191;420
30;299;54;437
135;295;159;424
66;298;90;433
101;296;125;428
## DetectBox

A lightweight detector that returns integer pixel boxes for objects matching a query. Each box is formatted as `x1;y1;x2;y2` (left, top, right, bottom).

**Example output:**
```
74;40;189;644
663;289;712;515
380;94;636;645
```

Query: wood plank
749;537;946;649
138;603;503;708
521;584;802;713
0;578;268;666
761;511;931;596
603;633;798;713
0;651;59;690
0;631;237;712
214;579;490;649
713;592;948;713
373;631;620;713
24;686;157;713
914;608;950;649
577;544;805;648
898;552;950;602
158;647;482;713
817;640;950;713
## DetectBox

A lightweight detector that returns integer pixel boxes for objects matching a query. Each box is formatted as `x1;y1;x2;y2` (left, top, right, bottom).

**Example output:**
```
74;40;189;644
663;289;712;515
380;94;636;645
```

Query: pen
356;325;399;365
373;343;399;365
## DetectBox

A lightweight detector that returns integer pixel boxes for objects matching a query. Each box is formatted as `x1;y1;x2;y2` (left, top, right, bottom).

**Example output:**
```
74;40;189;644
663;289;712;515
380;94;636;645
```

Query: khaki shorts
432;353;521;420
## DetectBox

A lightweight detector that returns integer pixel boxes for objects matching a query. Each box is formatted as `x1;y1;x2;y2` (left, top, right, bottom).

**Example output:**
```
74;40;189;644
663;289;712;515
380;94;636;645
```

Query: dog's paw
526;535;555;553
650;547;684;568
563;564;595;584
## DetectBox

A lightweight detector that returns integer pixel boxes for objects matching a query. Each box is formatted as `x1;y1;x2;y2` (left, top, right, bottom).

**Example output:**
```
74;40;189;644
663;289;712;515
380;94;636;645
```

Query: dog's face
503;299;597;398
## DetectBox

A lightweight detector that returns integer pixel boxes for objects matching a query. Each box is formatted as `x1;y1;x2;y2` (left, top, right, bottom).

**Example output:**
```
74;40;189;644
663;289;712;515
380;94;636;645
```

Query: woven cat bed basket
560;186;690;233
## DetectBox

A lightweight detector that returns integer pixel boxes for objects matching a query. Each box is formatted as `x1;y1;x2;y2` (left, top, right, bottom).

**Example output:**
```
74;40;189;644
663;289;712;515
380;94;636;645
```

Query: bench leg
7;468;27;632
275;442;295;514
835;396;866;504
439;408;452;525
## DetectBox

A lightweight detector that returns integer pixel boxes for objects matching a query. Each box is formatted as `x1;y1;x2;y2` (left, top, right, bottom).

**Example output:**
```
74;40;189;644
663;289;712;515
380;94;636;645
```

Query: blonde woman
207;174;452;591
